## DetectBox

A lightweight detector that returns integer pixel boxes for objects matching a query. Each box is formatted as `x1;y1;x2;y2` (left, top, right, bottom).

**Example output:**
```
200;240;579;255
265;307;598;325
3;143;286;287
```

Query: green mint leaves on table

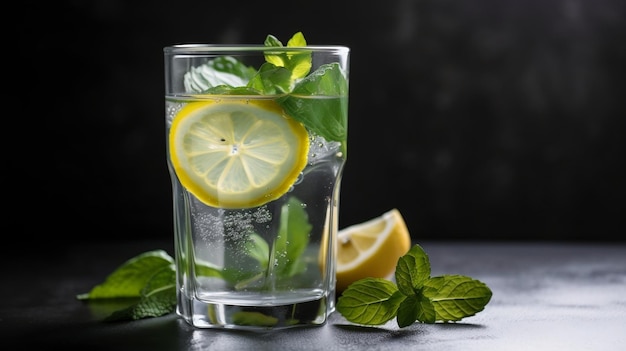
76;250;176;321
336;244;493;327
76;242;493;326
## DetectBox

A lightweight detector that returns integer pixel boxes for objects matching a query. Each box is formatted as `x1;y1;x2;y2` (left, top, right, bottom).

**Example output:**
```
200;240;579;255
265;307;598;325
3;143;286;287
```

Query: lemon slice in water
169;99;309;209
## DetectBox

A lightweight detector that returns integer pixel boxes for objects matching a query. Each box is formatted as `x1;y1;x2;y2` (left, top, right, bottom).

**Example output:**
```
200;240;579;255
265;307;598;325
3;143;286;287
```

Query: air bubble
294;172;304;185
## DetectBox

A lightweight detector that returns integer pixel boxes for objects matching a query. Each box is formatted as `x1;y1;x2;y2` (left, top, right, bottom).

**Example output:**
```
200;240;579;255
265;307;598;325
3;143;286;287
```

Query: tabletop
2;240;625;350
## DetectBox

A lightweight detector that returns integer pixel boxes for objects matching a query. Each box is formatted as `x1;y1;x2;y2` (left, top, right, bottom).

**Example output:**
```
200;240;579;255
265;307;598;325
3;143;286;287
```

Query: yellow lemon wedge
335;208;412;292
169;99;309;209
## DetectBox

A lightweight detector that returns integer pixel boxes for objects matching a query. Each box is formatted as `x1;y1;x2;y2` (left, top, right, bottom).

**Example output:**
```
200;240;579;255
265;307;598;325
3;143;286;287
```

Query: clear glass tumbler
164;40;349;330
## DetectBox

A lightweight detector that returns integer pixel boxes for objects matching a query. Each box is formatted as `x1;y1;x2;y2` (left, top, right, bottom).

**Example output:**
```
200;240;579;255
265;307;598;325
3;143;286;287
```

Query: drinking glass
164;42;349;330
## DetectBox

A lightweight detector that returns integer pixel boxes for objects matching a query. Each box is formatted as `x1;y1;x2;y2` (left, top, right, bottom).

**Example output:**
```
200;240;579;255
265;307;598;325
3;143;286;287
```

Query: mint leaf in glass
250;32;312;94
184;56;257;93
272;196;311;278
264;32;312;81
247;63;293;94
245;232;271;268
232;311;279;327
276;63;348;144
179;32;348;149
204;86;261;95
193;196;312;291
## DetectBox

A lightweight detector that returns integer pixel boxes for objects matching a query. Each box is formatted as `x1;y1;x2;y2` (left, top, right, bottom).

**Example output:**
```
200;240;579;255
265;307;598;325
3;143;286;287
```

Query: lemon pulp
169;99;309;209
335;208;412;292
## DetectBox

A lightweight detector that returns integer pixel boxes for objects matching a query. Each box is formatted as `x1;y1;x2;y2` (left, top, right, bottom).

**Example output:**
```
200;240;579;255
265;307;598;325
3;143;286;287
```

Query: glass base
177;291;332;331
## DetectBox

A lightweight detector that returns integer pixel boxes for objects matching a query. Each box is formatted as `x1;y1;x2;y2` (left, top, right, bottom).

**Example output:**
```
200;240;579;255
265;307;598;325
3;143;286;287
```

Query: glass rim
163;44;350;54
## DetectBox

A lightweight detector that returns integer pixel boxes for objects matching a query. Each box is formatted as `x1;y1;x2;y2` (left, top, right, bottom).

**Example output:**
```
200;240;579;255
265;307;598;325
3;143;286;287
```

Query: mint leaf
204;86;261;95
104;267;176;321
337;244;493;328
264;32;312;81
414;293;437;324
210;56;258;80
247;63;293;94
264;34;283;48
195;262;228;278
245;233;270;268
77;250;176;322
286;32;307;47
272;196;311;278
395;244;431;295
422;275;493;322
276;63;348;144
396;293;436;327
184;56;257;93
250;33;312;94
335;278;403;326
76;250;174;300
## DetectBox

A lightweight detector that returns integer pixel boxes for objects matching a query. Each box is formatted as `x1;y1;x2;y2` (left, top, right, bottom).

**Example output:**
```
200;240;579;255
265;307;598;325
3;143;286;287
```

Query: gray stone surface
3;240;625;350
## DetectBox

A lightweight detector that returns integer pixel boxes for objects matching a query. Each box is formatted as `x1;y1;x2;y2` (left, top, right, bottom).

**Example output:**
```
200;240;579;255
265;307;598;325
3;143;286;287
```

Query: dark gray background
17;0;625;244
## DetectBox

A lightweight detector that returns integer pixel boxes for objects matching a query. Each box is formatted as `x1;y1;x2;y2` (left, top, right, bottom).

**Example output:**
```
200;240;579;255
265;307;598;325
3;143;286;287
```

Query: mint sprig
336;244;493;327
76;250;177;321
181;32;349;147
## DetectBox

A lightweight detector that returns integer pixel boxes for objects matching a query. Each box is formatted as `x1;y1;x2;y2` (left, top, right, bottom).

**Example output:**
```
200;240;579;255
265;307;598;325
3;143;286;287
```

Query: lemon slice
336;208;412;292
169;99;309;209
